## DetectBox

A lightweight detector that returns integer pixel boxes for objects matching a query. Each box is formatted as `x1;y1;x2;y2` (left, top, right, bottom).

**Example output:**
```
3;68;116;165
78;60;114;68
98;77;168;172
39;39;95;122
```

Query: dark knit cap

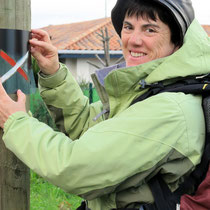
111;0;195;38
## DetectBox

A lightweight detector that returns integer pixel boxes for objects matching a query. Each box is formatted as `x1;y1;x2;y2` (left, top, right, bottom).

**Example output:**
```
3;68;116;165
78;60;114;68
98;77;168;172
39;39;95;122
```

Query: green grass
30;171;82;210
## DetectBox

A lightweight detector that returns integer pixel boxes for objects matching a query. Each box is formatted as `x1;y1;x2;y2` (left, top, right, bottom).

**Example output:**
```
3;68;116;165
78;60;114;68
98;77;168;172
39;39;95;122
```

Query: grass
30;171;82;210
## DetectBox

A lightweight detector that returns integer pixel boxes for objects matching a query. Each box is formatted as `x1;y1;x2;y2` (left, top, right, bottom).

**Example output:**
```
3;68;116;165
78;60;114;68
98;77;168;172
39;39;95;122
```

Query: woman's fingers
0;85;27;128
31;29;51;43
17;89;26;104
29;38;57;59
0;82;9;99
30;29;59;75
29;38;54;51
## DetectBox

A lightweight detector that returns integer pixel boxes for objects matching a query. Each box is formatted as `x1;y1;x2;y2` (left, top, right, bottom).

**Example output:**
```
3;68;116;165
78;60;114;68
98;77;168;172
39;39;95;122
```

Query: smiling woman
1;0;210;210
112;0;184;67
121;16;177;66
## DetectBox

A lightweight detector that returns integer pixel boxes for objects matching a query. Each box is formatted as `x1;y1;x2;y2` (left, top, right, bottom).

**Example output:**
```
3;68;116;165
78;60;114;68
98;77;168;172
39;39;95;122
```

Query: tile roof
42;18;210;51
42;17;121;51
203;25;210;36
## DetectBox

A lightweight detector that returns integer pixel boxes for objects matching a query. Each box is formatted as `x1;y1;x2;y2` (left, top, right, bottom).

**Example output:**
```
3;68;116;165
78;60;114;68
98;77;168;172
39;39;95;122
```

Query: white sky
31;0;210;29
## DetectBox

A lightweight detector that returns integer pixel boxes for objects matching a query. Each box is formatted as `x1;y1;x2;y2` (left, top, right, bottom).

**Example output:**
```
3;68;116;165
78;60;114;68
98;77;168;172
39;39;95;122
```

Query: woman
0;0;210;209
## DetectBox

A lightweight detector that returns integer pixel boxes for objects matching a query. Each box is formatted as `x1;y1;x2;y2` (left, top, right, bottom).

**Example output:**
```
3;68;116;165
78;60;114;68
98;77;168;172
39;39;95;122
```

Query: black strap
76;201;89;210
131;76;210;105
128;76;210;210
147;176;176;210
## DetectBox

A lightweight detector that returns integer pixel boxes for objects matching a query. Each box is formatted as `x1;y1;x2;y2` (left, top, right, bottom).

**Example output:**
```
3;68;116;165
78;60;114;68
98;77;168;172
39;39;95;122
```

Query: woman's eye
146;28;155;33
123;25;132;30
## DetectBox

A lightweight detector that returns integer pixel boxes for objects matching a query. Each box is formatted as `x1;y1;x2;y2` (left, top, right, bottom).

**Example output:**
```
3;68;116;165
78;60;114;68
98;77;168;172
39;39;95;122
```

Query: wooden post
0;0;31;209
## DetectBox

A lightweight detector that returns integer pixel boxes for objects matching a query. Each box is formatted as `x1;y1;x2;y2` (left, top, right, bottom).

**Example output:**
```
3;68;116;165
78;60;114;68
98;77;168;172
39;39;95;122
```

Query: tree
87;27;124;69
0;0;31;209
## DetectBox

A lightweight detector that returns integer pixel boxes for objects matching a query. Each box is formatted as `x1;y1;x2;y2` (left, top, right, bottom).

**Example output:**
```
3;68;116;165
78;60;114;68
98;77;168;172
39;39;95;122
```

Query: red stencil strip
0;50;28;81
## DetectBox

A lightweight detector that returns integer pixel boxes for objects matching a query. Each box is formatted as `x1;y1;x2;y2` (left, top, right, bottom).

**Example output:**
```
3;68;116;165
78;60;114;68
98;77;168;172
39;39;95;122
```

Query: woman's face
121;14;177;67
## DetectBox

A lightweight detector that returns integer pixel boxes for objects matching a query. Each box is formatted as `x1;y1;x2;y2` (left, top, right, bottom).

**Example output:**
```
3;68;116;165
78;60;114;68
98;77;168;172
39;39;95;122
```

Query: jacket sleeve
2;92;205;200
38;63;104;139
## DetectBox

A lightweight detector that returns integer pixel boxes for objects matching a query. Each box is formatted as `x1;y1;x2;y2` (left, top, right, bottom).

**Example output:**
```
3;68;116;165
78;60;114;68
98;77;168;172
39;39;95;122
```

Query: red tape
0;50;28;81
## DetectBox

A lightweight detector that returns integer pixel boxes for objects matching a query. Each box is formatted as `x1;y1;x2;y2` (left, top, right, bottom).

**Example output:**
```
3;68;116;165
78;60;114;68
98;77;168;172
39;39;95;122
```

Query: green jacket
3;20;210;210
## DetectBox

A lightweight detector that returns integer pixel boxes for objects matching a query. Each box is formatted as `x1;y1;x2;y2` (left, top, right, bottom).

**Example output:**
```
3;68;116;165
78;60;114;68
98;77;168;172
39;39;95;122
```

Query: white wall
63;56;123;84
65;58;77;78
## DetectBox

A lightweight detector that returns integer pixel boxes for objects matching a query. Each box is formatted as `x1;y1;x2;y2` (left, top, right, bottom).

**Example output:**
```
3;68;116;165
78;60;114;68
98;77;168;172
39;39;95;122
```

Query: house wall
65;58;77;78
61;57;123;84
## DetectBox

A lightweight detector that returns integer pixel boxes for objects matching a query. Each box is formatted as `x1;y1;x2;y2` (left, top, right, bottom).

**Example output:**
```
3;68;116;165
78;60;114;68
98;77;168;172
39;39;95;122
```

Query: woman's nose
129;31;143;46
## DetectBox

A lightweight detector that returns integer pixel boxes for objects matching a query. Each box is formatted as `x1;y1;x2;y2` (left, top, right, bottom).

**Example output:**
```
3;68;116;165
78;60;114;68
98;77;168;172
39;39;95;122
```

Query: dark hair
123;0;182;47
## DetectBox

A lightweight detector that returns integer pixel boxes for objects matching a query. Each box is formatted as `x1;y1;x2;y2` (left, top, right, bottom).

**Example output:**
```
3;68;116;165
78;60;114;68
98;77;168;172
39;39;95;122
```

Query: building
42;18;123;83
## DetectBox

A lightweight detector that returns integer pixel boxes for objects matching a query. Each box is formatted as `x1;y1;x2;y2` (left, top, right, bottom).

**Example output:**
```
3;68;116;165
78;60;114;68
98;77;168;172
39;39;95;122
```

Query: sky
31;0;210;29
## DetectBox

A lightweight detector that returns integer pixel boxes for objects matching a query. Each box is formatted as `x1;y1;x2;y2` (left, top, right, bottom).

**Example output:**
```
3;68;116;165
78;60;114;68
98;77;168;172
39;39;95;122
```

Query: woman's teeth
131;52;146;57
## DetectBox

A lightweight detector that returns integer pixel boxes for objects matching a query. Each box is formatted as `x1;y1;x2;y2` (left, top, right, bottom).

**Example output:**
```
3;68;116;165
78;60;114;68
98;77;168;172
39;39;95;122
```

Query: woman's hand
30;29;60;75
0;82;26;129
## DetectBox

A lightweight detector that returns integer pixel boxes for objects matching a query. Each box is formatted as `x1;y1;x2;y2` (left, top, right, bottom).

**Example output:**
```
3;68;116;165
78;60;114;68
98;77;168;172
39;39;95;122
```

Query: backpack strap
131;76;210;105
146;175;176;210
128;75;210;210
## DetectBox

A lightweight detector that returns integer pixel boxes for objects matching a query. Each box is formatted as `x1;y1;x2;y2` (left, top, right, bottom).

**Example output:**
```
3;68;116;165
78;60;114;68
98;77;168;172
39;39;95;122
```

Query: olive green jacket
3;20;210;209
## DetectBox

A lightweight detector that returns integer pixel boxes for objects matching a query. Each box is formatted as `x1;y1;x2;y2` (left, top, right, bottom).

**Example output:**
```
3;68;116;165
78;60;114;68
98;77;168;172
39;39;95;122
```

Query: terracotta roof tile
42;18;121;51
42;18;210;51
203;25;210;36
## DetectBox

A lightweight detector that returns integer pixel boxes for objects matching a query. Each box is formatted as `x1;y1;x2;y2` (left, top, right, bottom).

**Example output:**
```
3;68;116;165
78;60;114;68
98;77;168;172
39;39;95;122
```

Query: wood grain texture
0;0;31;30
0;0;31;209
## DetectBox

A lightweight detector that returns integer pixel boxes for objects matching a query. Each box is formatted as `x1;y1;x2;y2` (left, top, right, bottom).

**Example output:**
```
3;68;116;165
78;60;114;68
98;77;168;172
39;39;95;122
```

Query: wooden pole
0;0;31;209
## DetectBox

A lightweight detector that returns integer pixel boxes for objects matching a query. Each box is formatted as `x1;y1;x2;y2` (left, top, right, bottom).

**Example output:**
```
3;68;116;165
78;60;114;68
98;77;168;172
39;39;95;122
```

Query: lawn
30;171;82;210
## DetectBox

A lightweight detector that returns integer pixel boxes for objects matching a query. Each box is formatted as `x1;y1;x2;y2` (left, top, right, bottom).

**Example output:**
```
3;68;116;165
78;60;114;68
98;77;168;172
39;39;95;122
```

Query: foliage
31;56;40;86
77;78;100;103
77;77;90;91
30;171;82;210
30;89;57;130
